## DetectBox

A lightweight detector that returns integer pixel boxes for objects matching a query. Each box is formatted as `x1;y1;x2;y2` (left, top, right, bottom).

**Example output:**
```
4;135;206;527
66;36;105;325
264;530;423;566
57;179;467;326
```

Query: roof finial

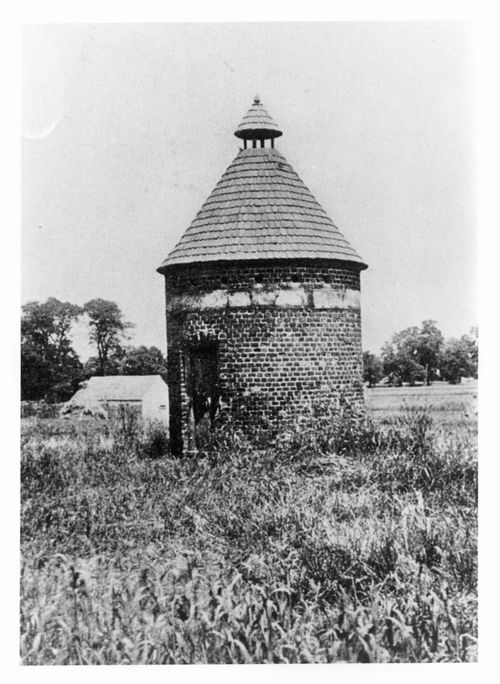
254;94;261;104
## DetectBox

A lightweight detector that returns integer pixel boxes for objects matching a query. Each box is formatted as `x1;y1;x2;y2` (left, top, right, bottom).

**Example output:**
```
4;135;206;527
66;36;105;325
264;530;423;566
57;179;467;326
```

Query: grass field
366;381;478;425
20;384;477;664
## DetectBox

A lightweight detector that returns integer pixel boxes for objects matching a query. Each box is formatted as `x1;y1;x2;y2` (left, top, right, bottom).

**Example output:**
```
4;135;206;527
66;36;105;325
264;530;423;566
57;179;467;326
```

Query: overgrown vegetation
20;394;477;664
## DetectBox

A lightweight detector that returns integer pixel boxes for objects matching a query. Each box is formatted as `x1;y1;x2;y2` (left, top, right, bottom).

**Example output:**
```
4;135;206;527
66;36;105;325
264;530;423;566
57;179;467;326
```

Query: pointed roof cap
234;95;283;140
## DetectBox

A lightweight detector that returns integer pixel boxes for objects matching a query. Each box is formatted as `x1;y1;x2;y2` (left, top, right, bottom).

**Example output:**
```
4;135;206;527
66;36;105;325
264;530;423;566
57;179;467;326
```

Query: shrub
21;401;63;419
140;421;169;460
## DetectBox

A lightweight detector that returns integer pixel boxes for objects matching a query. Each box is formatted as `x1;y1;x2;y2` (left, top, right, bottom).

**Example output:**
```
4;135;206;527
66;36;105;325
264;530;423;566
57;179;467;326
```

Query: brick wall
164;259;361;293
163;259;364;453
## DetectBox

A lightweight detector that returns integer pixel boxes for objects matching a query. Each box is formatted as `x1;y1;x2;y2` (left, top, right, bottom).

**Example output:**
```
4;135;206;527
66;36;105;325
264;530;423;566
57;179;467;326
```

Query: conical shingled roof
234;95;283;140
159;100;367;271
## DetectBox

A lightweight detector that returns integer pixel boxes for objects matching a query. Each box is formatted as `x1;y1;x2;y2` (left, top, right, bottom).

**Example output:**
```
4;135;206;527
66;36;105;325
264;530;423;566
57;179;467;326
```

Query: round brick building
158;96;368;454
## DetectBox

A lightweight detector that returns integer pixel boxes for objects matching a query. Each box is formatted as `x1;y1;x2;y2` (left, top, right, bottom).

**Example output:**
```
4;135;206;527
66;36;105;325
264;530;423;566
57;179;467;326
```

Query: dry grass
366;381;477;428
20;385;477;664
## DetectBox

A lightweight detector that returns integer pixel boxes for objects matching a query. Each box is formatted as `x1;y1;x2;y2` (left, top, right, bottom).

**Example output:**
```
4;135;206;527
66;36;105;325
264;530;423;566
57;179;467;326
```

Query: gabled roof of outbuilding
159;98;367;271
68;375;166;403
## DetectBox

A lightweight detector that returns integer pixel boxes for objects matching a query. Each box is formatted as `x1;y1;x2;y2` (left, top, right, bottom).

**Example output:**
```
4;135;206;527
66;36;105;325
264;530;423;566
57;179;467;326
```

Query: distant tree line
363;320;478;387
21;301;477;401
21;298;168;402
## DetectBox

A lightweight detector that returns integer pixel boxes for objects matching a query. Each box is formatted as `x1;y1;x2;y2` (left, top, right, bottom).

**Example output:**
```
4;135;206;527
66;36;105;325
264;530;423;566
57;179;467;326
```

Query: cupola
234;95;283;148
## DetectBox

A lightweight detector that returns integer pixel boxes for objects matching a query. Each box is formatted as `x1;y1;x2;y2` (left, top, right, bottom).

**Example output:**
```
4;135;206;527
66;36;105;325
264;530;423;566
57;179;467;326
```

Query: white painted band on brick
251;290;279;306
167;289;227;312
275;287;308;307
228;291;252;308
312;287;360;309
199;290;227;309
166;286;360;312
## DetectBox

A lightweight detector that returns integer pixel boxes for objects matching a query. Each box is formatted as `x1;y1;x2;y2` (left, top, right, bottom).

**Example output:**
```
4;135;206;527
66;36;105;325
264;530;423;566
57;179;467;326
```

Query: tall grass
20;403;477;664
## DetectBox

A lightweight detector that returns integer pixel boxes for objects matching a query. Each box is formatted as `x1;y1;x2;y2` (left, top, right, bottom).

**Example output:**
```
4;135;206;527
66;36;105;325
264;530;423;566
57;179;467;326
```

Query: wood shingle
160;148;366;269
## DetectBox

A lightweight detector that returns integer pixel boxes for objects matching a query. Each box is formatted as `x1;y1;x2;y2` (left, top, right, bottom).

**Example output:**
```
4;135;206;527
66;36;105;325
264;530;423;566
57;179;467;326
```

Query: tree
416;320;444;386
118;345;167;380
380;320;444;386
380;341;403;386
381;332;424;386
83;345;167;380
440;335;478;384
21;298;83;401
363;351;383;387
83;299;133;375
83;350;123;378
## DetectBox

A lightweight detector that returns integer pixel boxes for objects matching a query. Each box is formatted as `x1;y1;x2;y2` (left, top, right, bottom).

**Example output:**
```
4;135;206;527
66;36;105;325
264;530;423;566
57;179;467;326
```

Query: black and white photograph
18;18;481;670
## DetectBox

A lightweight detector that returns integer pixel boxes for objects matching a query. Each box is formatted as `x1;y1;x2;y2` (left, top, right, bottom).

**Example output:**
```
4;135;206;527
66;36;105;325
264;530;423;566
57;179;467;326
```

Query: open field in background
20;385;477;664
366;382;478;427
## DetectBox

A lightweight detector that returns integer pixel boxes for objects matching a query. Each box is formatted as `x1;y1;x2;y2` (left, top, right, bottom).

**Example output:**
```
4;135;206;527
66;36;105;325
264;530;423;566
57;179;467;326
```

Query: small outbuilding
62;375;169;422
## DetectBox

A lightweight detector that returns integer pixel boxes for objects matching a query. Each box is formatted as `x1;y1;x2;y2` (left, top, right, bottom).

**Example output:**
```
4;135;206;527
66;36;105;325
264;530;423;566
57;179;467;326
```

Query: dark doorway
186;343;219;449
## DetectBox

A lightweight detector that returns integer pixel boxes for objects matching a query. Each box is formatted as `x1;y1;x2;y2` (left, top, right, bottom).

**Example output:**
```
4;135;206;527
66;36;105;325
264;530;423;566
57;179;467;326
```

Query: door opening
186;343;219;449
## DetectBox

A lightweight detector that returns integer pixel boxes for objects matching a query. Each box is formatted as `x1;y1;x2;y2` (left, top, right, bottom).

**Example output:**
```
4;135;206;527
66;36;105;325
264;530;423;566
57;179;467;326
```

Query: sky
22;22;476;358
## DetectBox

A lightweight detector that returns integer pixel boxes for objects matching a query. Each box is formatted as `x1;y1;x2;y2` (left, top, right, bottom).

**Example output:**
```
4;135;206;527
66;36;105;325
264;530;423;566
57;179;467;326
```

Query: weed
140;421;170;460
20;392;477;664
